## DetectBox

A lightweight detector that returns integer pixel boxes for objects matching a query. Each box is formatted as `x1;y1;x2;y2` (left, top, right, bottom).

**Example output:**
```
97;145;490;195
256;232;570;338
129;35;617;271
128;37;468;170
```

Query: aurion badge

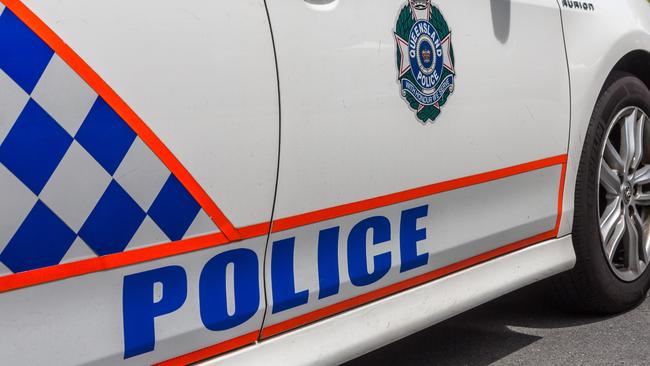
394;0;455;123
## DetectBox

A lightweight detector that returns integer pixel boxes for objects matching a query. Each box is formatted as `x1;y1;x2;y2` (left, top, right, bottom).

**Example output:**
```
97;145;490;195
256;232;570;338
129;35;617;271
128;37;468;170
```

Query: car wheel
555;72;650;314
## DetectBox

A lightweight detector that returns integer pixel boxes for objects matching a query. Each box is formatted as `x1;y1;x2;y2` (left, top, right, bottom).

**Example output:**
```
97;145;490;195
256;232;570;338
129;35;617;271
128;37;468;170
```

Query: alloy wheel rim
598;106;650;282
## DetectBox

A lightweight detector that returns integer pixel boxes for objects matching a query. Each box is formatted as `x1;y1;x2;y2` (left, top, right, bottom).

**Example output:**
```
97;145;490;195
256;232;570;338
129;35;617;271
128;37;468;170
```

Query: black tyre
555;72;650;314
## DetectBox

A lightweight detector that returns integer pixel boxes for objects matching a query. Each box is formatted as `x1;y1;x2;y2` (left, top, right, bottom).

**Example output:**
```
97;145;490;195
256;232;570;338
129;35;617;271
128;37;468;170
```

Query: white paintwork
266;0;569;219
558;0;650;236
21;0;279;228
213;235;576;366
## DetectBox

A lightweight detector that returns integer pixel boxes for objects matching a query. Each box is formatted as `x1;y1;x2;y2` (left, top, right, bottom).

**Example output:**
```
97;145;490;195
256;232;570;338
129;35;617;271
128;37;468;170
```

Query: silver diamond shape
61;237;98;263
114;137;170;210
40;141;112;232
31;55;97;137
127;216;170;250
184;209;218;239
0;260;11;276
0;69;30;146
0;163;38;253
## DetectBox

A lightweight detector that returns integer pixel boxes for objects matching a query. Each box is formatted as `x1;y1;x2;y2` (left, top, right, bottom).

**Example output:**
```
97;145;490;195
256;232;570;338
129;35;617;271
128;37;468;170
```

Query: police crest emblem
394;0;455;123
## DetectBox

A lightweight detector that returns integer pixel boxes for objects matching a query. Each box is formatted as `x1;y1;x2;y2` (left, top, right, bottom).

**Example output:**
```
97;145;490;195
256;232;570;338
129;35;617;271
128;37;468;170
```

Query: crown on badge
410;0;428;10
422;49;432;63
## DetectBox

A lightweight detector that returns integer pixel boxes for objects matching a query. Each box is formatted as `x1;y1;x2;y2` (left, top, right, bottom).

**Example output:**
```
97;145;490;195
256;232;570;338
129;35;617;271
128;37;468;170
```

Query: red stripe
554;163;568;236
2;0;241;241
0;232;229;293
271;155;567;232
239;222;272;240
261;230;557;339
153;331;258;366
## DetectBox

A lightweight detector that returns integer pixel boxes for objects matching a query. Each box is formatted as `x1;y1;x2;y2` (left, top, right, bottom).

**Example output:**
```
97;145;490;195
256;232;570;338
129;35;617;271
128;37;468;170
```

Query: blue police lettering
317;226;341;299
123;266;187;359
200;248;260;331
122;249;260;359
399;205;429;272
269;205;431;314
122;204;432;356
271;238;309;313
347;216;392;286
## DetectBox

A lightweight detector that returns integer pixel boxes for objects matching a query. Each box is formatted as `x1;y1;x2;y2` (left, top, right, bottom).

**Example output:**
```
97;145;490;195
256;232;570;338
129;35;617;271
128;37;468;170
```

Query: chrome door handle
304;0;339;10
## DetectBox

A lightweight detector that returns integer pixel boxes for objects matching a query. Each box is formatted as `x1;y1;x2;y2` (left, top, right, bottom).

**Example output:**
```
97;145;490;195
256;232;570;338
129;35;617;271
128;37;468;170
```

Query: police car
1;0;649;365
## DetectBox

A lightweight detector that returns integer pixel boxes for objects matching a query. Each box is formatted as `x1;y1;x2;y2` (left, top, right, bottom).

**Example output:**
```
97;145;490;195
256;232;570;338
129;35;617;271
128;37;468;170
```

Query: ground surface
345;280;650;366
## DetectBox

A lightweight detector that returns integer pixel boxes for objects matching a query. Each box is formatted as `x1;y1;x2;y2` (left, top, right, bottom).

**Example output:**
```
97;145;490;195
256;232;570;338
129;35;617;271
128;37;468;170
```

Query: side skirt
206;235;576;366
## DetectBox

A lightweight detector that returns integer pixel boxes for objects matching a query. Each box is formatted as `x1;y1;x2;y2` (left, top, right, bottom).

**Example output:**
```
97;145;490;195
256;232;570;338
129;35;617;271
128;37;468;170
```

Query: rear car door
262;0;570;337
0;0;278;364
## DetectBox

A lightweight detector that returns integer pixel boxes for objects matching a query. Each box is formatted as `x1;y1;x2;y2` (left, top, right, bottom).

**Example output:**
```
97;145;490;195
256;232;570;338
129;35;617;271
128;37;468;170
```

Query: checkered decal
0;7;219;276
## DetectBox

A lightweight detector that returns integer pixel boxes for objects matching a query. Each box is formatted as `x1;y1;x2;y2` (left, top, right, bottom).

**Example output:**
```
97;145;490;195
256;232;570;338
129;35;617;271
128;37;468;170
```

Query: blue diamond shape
75;98;136;175
79;180;146;255
148;175;200;241
0;99;73;195
0;9;54;93
0;201;76;273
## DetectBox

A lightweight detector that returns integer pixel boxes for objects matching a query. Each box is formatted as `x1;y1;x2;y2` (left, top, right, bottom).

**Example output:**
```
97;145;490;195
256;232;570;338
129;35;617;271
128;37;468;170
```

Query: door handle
304;0;339;11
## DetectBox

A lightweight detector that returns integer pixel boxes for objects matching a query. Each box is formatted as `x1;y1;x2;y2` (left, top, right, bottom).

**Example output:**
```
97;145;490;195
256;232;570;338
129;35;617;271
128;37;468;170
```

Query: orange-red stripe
554;163;568;236
239;222;272;240
0;232;229;293
2;0;240;241
261;229;557;338
271;154;567;232
153;331;258;366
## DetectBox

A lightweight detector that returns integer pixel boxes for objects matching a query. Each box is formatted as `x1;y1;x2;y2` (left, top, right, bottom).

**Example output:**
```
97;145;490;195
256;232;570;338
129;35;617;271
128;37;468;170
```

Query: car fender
558;0;650;236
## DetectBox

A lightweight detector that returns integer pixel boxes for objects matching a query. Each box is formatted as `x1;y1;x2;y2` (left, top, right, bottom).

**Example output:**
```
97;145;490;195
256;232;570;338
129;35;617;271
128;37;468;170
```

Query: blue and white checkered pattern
0;6;219;275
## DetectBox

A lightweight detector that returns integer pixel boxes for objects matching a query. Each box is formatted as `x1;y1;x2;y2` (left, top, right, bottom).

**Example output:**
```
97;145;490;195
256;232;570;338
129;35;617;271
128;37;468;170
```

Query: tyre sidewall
575;74;650;312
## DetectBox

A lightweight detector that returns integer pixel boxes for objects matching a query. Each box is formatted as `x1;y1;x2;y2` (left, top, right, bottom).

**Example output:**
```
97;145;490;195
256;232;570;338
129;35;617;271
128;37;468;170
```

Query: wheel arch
608;50;650;96
558;11;650;238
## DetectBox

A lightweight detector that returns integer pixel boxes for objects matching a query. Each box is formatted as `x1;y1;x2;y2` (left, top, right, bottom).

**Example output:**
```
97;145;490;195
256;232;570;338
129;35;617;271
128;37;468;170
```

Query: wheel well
611;50;650;91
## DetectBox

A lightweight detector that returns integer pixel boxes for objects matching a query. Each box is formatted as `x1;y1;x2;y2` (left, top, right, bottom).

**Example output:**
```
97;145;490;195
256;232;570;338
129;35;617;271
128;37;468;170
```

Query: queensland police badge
394;0;455;123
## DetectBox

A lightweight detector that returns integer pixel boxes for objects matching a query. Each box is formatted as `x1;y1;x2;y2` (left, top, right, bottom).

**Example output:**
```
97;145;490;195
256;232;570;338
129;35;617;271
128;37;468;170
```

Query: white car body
0;0;648;365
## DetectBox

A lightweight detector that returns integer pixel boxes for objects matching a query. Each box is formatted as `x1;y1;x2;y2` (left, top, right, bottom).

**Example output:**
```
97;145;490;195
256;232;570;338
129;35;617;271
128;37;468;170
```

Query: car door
0;0;278;365
261;0;570;337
